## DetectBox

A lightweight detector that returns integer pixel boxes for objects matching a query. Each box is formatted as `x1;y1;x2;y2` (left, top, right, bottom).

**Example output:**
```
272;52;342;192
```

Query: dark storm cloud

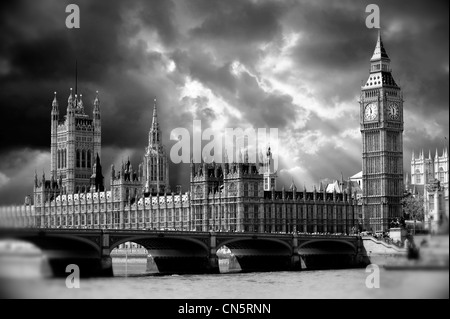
190;0;285;44
171;46;300;129
235;72;299;129
172;48;237;94
138;0;179;46
0;0;129;150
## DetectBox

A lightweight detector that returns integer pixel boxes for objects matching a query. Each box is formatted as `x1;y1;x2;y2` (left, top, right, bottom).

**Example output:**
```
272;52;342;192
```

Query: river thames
0;255;448;299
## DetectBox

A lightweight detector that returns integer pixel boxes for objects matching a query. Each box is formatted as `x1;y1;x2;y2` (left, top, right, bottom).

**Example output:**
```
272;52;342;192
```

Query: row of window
414;169;446;184
76;149;92;168
57;149;67;169
39;216;353;230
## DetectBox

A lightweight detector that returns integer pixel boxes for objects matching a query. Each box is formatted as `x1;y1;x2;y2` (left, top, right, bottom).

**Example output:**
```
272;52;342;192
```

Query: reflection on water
0;255;448;299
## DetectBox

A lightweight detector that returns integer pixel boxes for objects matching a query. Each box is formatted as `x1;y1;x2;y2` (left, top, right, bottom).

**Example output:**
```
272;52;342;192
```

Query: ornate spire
77;93;84;113
289;178;296;191
370;29;390;62
52;92;59;111
364;30;398;89
149;97;161;148
152;97;158;125
34;170;38;187
67;88;74;108
94;90;100;108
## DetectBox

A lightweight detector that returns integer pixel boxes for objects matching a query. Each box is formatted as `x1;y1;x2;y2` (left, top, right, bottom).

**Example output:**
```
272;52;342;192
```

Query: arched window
87;150;91;169
228;183;237;196
76;150;81;168
439;167;445;183
195;185;202;198
415;169;421;184
63;149;67;168
81;150;86;168
57;150;61;169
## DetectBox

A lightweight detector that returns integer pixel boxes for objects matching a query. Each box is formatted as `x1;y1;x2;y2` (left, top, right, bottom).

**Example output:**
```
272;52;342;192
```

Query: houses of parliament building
1;31;416;234
0;88;358;234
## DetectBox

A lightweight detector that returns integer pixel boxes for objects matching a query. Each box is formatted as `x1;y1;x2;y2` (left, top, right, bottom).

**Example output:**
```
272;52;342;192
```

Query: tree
401;194;425;235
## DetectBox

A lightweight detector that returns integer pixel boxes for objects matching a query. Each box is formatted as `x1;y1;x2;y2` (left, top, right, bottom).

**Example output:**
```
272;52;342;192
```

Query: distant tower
411;147;449;198
360;31;404;232
411;149;433;186
50;92;59;179
50;89;101;194
93;91;101;161
262;146;277;191
143;98;170;194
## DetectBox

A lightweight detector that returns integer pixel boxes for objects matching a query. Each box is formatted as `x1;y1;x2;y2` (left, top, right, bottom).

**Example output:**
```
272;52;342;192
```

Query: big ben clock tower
360;31;404;233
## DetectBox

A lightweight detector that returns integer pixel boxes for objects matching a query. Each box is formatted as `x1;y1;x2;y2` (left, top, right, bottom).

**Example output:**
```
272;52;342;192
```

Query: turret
51;92;59;118
346;178;352;200
34;171;39;188
149;98;161;148
190;158;196;179
51;92;59;179
93;91;101;160
289;179;297;192
90;153;104;192
76;94;85;114
67;88;74;115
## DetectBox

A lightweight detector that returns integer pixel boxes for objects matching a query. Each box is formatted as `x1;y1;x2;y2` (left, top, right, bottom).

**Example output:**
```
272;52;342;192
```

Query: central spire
370;30;390;62
152;97;158;130
149;97;161;148
363;30;398;89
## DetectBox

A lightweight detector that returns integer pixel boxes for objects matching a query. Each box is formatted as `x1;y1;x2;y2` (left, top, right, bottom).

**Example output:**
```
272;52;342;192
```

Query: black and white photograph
0;0;448;304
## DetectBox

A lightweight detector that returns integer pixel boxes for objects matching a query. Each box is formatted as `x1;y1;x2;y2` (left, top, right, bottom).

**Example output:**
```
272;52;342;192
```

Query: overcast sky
0;0;448;204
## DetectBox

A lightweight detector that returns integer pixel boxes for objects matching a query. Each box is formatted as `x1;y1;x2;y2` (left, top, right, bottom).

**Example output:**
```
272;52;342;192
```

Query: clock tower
360;31;404;232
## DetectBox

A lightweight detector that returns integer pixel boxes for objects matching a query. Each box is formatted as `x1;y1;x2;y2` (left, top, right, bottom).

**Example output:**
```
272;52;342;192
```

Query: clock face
388;102;400;120
364;102;378;121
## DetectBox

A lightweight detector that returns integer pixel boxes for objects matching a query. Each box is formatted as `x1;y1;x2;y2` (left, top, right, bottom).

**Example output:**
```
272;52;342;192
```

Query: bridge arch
109;235;209;254
298;239;357;253
109;234;212;275
0;232;101;255
218;237;292;254
297;239;357;270
216;237;293;273
0;231;107;277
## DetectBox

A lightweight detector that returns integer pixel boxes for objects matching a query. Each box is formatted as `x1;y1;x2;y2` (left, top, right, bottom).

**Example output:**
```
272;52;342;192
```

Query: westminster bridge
0;228;367;277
